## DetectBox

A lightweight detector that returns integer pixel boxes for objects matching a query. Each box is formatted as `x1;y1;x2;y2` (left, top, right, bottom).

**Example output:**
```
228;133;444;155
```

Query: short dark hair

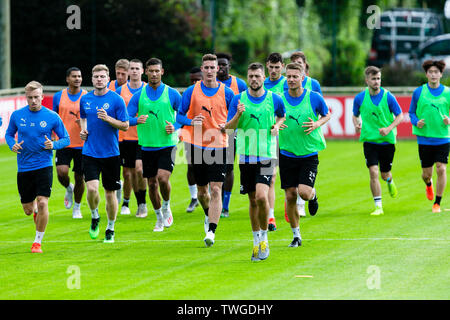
130;58;143;68
190;67;201;74
66;67;81;77
145;57;163;69
290;51;307;63
215;52;232;62
266;52;283;64
248;62;264;73
364;66;381;77
422;59;446;73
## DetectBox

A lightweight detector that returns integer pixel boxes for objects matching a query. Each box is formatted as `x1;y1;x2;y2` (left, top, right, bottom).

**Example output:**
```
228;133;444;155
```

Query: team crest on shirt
103;103;110;110
40;121;47;128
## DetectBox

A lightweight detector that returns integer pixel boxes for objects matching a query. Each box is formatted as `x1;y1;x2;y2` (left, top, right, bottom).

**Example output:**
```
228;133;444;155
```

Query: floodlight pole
0;0;11;89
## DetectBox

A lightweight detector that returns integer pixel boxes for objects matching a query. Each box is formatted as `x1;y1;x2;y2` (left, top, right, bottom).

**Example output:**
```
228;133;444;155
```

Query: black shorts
363;142;395;173
55;148;83;174
141;146;176;178
239;160;275;194
189;144;227;186
418;143;450;168
136;144;142;161
17;166;53;203
119;140;140;168
225;135;237;174
82;155;121;191
279;153;319;189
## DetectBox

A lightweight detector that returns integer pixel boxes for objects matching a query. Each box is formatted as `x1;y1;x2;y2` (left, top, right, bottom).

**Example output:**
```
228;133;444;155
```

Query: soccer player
286;51;323;218
177;54;235;247
53;67;87;219
353;66;403;216
216;52;248;218
108;58;129;91
6;81;70;253
279;63;330;247
116;59;148;217
225;62;285;261
184;67;203;213
80;64;129;243
263;52;285;231
409;59;450;213
127;57;181;231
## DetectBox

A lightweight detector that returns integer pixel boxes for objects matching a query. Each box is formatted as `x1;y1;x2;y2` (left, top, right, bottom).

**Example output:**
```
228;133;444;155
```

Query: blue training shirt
218;76;248;93
127;83;182;151
6;106;70;172
80;90;128;158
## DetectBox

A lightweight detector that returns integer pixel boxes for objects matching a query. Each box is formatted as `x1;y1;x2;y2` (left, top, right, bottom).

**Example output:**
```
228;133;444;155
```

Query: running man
80;64;129;243
184;67;203;213
128;57;181;231
6;81;70;253
226;62;285;261
353;66;403;216
279;63;330;247
116;59;148;218
177;54;235;247
53;67;87;219
108;58;130;91
216;52;248;218
263;52;285;231
409;59;450;213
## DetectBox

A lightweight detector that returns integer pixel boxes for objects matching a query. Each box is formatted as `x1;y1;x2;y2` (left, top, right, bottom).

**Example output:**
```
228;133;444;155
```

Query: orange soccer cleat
432;203;441;213
426;183;434;201
31;243;43;253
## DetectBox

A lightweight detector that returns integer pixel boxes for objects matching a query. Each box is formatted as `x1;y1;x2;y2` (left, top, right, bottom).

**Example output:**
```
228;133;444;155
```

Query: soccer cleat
153;219;164;232
186;198;199;213
432;203;441;213
204;231;215;247
31;242;43;253
426;182;434;201
89;217;100;239
251;245;260;261
308;196;319;216
220;208;229;218
268;217;277;231
288;237;302;247
120;206;130;215
162;208;173;227
103;229;115;243
387;180;398;198
204;216;209;234
370;206;384;216
116;180;123;205
135;203;148;218
72;207;83;219
258;241;270;260
64;183;74;209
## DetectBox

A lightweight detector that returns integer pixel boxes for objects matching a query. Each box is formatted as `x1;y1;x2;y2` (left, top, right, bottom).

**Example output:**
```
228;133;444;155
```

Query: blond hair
92;64;110;76
285;62;304;74
24;81;43;93
115;58;130;70
202;54;217;63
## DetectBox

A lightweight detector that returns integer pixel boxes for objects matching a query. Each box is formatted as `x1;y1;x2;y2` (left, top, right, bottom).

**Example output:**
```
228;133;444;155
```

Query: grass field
0;140;448;300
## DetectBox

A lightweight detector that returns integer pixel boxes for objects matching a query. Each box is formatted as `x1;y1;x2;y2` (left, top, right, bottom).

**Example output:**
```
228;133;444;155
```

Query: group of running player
5;50;449;261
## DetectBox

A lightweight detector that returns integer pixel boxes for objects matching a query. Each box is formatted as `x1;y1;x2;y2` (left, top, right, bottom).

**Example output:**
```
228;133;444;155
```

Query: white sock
268;208;275;219
260;229;268;242
74;202;81;210
374;197;382;208
189;184;197;199
67;183;73;192
297;194;305;206
252;231;260;246
155;208;163;221
292;227;301;239
91;208;100;219
162;199;170;210
34;231;45;244
107;219;115;231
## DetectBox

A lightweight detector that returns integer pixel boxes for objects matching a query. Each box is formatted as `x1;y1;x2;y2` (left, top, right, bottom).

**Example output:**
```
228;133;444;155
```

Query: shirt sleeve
387;92;402;116
169;88;182;112
52;114;70;150
114;95;129;122
311;92;329;117
79;96;86;119
224;87;235;110
227;94;241;122
409;87;422;126
353;92;364;117
5;112;17;150
127;92;140;126
273;94;286;118
52;91;62;113
176;86;195;126
311;79;323;96
237;78;248;93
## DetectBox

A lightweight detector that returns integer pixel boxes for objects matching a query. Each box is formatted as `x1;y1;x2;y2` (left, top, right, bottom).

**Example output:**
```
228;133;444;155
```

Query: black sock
208;222;217;233
435;196;442;205
204;207;209;217
122;198;129;207
139;189;147;204
426;182;432;187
